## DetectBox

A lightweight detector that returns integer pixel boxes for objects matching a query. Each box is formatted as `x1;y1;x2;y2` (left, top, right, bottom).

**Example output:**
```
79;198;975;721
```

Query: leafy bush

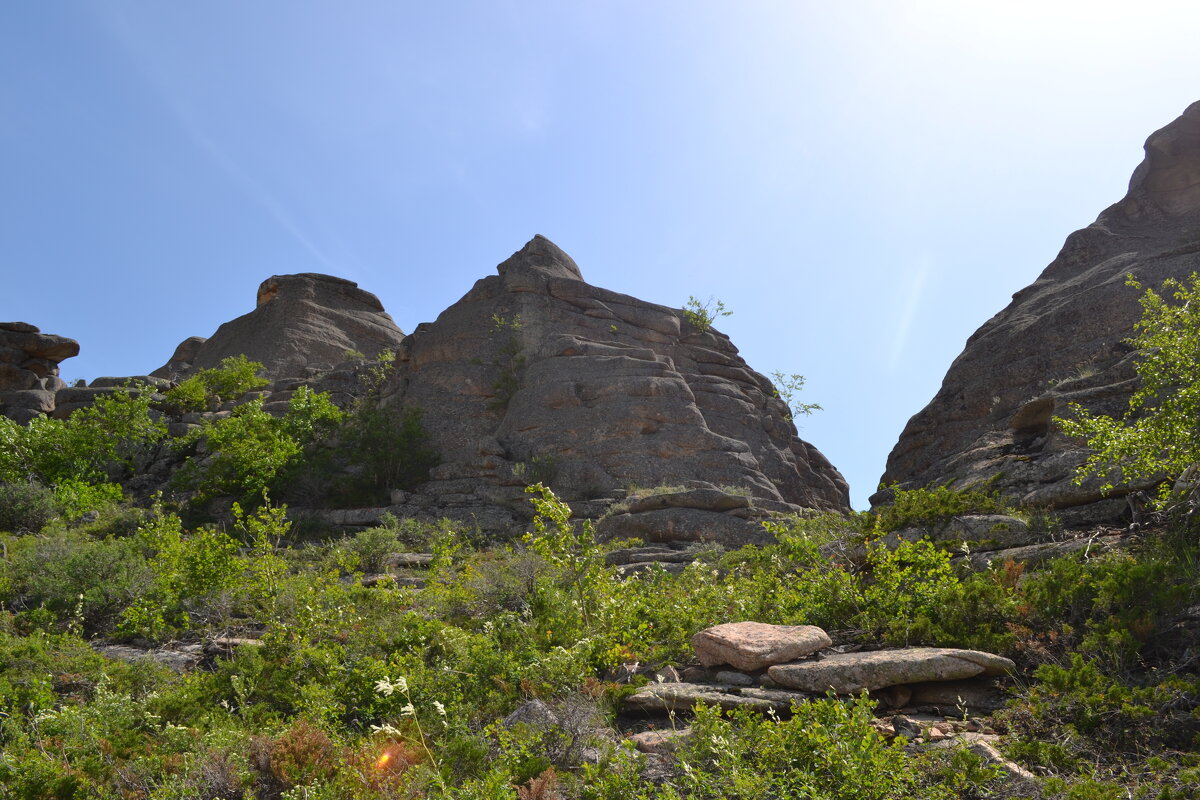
0;384;165;488
342;523;401;574
326;402;438;504
659;697;941;800
175;387;343;506
1017;545;1193;668
1059;273;1200;505
162;354;269;413
119;507;245;640
1000;654;1200;795
0;481;59;533
682;295;732;332
1;531;152;635
769;371;821;421
870;484;1010;532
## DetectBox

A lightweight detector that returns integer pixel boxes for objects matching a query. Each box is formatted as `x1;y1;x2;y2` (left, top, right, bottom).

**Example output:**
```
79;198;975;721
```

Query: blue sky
4;2;1199;508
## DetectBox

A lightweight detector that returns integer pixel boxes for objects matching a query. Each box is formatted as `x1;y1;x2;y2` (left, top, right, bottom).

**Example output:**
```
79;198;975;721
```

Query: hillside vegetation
1;277;1200;798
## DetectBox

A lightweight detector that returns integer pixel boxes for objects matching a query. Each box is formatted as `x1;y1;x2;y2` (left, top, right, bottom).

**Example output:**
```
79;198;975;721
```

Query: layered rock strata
880;101;1200;522
0;322;78;423
380;235;850;533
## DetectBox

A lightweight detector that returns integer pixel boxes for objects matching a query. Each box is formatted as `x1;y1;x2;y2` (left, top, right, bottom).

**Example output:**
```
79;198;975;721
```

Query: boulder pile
624;621;1014;717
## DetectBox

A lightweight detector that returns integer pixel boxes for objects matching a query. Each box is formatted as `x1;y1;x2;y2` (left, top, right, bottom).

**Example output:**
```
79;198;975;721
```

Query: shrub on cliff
162;354;269;413
173;387;343;506
0;385;164;489
1060;272;1200;507
0;385;163;524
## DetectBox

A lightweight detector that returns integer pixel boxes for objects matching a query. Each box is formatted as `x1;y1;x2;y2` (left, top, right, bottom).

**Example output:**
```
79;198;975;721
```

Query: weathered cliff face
0;323;78;423
152;273;405;380
383;235;850;522
879;101;1200;522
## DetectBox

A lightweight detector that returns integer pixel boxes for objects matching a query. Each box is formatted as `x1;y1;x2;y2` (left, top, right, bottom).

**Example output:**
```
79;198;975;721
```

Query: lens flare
375;750;392;770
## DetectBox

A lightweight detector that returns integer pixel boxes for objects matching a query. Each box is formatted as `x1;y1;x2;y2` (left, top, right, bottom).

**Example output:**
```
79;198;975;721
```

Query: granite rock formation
381;235;850;533
152;273;405;380
0;322;78;423
879;101;1200;522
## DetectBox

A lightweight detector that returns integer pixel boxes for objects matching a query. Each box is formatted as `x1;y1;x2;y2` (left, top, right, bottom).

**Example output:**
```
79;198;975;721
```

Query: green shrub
0;384;165;487
1000;654;1200;788
0;481;60;533
1058;273;1200;504
769;371;821;421
870;484;1010;532
328;402;438;504
682;295;732;332
661;696;941;800
52;478;123;521
119;507;245;640
163;354;269;413
161;373;210;413
342;523;401;574
1018;546;1193;668
2;531;151;634
175;388;343;506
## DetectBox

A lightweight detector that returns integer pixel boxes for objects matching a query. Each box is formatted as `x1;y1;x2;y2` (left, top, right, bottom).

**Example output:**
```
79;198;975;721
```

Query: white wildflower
374;676;409;697
399;703;416;717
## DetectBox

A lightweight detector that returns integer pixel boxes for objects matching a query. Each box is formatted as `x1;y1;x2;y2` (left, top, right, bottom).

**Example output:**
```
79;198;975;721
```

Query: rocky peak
879;101;1200;524
152;272;404;380
1118;99;1200;219
382;235;849;534
496;234;585;283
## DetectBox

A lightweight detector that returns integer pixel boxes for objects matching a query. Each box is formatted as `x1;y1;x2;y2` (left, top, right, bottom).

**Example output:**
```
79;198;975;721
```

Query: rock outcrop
381;235;850;532
0;322;78;423
152;273;405;380
767;648;1014;694
623;622;1014;719
879;101;1200;522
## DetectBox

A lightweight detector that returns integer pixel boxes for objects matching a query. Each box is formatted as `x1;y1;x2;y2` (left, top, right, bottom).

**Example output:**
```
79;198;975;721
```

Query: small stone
714;670;755;687
628;727;692;755
503;700;559;730
891;714;921;741
654;665;682;683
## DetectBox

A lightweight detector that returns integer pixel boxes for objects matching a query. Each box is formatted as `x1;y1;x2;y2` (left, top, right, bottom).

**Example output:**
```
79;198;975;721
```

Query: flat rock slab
767;648;1014;694
624;488;751;515
94;644;204;673
623;682;810;715
692;621;831;672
